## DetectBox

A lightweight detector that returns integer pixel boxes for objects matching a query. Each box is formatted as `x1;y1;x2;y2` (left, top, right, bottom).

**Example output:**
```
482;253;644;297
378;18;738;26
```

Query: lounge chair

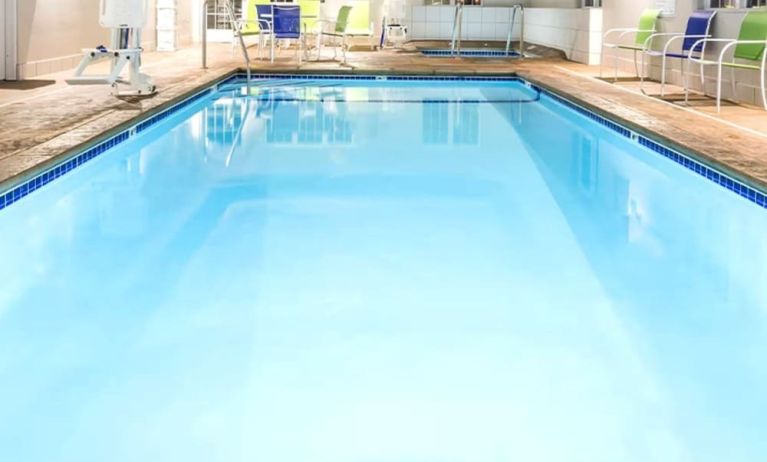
686;10;767;112
235;0;271;59
346;0;376;50
315;6;353;64
269;5;304;64
639;10;717;96
600;9;662;81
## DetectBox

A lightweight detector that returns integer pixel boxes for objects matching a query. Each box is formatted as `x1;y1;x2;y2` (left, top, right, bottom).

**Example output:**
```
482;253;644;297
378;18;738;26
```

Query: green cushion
724;61;762;70
617;44;643;51
335;6;352;34
734;11;767;61
635;9;662;46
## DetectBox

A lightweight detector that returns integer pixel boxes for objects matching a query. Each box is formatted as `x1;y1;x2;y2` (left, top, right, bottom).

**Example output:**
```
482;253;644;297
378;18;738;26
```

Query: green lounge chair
298;0;322;35
234;0;272;59
347;0;375;50
600;9;662;81
686;10;767;112
315;5;353;64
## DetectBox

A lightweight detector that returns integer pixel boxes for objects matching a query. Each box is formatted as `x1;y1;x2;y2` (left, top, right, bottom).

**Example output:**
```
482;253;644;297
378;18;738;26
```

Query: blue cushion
683;10;716;52
274;5;301;39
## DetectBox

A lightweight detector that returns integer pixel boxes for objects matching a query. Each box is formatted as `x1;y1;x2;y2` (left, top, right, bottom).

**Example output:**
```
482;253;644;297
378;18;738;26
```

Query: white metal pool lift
66;0;156;96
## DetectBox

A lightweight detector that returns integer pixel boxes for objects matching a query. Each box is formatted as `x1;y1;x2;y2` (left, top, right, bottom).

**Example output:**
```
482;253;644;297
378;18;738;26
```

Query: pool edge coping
1;68;766;212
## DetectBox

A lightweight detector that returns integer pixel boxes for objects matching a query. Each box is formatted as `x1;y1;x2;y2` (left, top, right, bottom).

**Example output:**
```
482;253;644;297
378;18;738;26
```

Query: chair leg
270;33;275;63
699;63;706;96
599;44;605;78
716;61;723;113
640;51;647;94
761;63;767;110
633;50;640;78
613;47;619;82
684;59;690;105
660;55;668;97
730;65;736;101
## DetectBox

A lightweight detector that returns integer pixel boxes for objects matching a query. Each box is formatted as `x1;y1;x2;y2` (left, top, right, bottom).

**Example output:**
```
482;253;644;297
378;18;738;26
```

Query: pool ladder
505;4;525;58
202;0;252;95
451;2;525;58
450;0;464;57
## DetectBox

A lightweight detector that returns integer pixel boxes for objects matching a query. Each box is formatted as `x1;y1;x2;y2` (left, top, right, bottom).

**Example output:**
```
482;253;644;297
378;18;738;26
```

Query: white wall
406;4;602;65
12;0;199;80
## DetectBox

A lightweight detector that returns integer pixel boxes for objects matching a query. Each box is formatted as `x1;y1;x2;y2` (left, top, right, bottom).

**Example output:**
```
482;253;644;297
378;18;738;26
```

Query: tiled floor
0;41;765;194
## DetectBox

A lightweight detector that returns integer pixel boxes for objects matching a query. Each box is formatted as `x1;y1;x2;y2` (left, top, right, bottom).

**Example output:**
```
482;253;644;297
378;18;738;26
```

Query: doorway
1;0;17;80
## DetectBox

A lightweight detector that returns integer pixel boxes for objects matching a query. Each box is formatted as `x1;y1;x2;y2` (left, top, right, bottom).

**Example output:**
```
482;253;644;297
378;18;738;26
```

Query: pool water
1;77;766;461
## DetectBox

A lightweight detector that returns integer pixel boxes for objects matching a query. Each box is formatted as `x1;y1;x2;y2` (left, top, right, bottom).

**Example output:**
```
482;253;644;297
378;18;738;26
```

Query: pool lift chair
66;0;156;96
381;0;409;48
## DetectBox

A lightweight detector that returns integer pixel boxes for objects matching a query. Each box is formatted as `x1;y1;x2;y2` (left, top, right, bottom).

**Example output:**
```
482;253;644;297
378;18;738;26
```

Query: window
708;0;765;7
206;0;243;30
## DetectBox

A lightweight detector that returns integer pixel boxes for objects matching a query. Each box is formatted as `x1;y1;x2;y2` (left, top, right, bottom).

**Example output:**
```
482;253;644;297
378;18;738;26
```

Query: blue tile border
1;72;766;212
218;73;522;87
421;49;521;58
0;87;214;212
537;88;767;209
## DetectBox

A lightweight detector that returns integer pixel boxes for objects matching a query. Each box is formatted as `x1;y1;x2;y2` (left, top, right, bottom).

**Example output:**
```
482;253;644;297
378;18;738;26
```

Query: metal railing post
202;0;209;69
224;0;251;95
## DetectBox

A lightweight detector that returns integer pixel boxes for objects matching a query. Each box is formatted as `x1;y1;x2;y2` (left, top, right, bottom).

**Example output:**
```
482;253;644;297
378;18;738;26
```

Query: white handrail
505;4;524;58
223;0;252;95
450;0;464;57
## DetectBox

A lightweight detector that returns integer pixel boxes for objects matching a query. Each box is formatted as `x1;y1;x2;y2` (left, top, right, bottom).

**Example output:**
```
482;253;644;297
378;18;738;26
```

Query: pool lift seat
66;0;156;96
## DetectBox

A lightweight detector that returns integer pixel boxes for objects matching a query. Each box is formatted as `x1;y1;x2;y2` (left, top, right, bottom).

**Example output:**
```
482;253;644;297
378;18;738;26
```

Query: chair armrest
642;32;684;50
660;34;711;54
717;40;767;64
603;28;655;46
687;38;737;63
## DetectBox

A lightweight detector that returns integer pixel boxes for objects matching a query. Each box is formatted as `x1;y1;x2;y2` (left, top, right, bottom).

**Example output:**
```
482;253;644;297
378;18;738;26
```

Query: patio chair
315;6;353;64
686;10;767;112
269;5;304;64
600;9;662;81
235;0;272;59
639;10;717;96
346;0;376;50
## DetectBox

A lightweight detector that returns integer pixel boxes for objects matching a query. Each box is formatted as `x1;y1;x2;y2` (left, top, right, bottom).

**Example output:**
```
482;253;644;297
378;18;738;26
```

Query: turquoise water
1;78;766;461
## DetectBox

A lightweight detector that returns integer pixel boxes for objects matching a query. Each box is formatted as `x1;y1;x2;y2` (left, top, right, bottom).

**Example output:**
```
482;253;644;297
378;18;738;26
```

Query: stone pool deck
0;42;765;196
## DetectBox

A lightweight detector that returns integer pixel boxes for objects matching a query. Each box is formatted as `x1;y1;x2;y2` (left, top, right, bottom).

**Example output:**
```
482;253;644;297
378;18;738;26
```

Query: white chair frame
639;33;712;96
686;38;767;112
600;27;657;81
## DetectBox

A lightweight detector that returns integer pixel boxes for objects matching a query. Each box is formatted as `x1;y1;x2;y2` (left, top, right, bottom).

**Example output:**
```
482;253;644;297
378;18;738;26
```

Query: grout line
552;65;767;140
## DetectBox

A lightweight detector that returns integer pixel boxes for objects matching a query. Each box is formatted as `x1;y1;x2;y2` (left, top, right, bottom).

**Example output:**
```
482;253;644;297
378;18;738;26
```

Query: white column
157;0;178;51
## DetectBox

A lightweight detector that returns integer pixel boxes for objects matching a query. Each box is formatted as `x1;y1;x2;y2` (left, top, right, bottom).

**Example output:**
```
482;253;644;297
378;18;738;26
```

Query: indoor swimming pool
1;75;766;461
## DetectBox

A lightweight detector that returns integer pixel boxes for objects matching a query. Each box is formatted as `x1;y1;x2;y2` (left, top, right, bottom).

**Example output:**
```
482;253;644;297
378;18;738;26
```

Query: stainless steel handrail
450;0;464;57
202;0;209;69
505;4;525;58
223;0;252;94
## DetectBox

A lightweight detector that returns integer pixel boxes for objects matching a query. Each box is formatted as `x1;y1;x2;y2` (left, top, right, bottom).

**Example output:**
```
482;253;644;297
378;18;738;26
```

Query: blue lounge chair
264;5;304;64
639;10;717;96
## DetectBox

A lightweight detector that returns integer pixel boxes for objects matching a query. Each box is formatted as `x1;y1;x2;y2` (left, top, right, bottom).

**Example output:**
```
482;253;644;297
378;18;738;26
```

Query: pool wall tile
2;73;766;212
0;87;213;212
